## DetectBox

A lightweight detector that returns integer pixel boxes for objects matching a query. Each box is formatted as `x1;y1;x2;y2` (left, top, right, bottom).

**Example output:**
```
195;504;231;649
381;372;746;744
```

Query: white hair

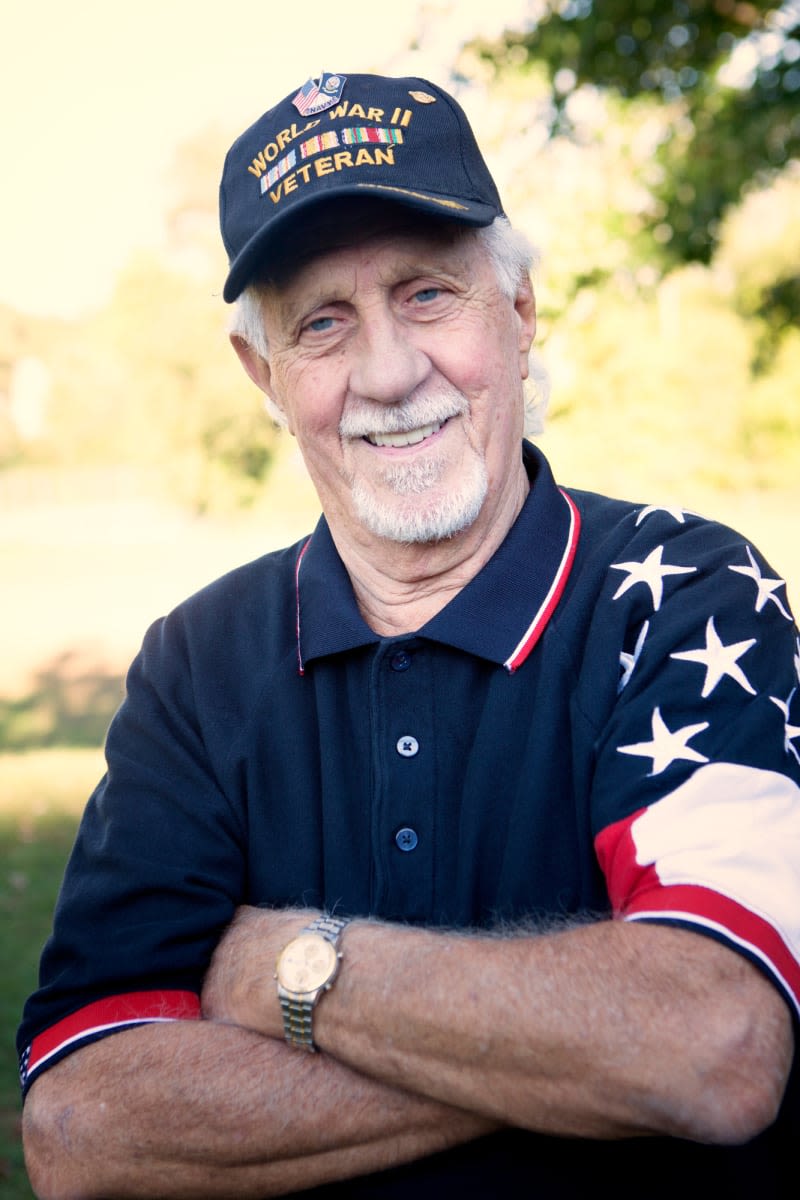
230;215;549;436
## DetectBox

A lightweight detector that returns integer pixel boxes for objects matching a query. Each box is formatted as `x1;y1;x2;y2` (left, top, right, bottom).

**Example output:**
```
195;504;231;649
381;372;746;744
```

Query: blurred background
2;1;799;1192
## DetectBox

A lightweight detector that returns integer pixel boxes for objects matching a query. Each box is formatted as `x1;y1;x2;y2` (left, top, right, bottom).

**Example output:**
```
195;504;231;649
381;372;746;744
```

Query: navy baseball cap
219;72;504;302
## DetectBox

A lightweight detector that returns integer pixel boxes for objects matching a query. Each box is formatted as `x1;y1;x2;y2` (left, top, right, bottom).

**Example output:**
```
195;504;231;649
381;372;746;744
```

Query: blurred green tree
83;251;276;512
18;129;280;511
474;1;800;270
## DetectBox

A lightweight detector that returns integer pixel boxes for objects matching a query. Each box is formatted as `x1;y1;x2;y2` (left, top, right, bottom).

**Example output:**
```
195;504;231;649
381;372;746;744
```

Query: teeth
367;421;442;448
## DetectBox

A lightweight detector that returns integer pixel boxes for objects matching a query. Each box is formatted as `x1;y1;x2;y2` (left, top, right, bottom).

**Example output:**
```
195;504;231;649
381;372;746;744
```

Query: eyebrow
271;242;474;334
273;284;354;336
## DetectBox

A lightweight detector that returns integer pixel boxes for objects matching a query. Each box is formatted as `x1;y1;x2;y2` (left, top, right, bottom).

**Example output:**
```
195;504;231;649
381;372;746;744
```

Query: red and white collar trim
503;489;581;673
295;536;313;676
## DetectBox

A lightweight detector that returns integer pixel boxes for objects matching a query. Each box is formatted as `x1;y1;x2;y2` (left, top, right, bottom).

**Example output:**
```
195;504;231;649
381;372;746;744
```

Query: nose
348;310;430;405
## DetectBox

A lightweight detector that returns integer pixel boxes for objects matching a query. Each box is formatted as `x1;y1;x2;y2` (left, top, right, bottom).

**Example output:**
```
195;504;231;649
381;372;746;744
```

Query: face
237;212;536;549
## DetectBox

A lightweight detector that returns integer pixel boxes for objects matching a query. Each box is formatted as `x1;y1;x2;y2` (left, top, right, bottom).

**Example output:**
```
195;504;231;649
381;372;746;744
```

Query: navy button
390;650;412;671
395;827;418;852
396;735;419;757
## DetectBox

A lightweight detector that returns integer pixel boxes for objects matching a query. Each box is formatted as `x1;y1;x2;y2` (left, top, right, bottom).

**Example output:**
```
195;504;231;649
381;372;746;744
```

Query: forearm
23;1019;496;1200
211;909;793;1146
322;920;790;1140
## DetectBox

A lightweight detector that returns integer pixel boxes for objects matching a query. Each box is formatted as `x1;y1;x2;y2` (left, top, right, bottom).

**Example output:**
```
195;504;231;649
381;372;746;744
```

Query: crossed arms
23;905;793;1200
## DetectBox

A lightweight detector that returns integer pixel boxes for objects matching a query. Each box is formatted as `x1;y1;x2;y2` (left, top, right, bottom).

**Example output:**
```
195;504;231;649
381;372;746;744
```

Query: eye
413;287;441;304
305;314;335;334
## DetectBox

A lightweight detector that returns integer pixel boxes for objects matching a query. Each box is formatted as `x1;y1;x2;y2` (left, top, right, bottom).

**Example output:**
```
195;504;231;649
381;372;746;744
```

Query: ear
514;275;537;380
229;333;290;428
230;332;273;394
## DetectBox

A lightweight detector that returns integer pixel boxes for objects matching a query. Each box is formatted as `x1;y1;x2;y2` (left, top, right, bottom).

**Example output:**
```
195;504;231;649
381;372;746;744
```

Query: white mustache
339;386;468;439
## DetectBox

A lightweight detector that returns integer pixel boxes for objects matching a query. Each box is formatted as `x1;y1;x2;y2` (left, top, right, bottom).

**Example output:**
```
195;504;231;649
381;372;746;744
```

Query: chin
350;460;488;544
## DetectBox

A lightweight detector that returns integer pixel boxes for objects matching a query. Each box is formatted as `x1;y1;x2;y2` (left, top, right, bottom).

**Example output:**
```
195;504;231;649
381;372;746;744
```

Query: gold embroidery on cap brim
355;183;468;211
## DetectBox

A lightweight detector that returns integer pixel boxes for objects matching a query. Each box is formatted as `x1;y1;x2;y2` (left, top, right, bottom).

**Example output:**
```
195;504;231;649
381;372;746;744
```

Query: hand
202;905;318;1037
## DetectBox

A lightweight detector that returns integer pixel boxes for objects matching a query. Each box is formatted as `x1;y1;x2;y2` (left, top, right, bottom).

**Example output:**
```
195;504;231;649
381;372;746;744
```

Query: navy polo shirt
18;443;800;1194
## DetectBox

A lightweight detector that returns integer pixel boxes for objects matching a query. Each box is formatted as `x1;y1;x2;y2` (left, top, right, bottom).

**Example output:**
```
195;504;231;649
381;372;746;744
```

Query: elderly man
19;73;800;1199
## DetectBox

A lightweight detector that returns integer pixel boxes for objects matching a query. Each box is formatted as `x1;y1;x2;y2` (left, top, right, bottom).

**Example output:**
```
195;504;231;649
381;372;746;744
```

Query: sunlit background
4;0;535;318
2;4;799;1190
2;0;540;694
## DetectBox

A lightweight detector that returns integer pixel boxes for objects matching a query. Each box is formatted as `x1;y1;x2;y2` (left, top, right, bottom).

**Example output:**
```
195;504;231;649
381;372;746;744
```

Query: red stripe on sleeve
622;882;800;1007
25;990;201;1082
596;810;800;1016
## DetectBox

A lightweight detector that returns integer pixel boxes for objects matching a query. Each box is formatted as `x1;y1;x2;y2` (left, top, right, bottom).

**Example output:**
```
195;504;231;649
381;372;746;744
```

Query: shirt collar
295;442;580;674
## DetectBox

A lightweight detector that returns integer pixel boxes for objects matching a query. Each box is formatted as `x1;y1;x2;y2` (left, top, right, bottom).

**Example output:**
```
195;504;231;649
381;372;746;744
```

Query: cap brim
222;184;500;302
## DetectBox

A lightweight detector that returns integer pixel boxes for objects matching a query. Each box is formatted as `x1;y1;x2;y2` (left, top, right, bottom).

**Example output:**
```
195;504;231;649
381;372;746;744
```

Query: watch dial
278;933;338;994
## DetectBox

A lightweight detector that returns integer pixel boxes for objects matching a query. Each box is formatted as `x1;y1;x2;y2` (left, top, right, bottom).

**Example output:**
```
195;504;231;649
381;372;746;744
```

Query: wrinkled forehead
256;196;474;290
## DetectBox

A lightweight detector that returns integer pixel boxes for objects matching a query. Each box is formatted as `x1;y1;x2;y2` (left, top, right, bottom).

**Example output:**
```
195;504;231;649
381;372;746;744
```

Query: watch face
277;932;338;995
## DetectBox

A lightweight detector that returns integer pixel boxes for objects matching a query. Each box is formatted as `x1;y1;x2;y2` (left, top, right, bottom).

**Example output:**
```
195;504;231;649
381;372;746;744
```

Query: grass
0;749;103;1199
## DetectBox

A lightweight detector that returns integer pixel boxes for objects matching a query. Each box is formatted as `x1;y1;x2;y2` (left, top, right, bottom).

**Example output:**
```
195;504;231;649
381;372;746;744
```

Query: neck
329;462;530;636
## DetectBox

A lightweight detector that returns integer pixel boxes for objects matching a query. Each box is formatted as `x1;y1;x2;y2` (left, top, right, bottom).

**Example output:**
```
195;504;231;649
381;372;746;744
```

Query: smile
365;420;445;449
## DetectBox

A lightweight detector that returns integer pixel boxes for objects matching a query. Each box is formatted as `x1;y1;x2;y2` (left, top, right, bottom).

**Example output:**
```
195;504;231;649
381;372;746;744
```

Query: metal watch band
279;915;350;1051
307;915;350;942
279;993;315;1050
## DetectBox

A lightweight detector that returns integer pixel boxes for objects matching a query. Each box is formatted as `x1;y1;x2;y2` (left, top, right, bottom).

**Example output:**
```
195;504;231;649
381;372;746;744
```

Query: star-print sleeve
588;507;800;1017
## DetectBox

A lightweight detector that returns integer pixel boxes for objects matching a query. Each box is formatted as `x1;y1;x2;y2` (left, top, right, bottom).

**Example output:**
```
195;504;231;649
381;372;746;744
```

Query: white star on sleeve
610;544;696;612
618;706;710;776
635;505;690;526
769;689;800;765
670;616;757;698
728;545;792;620
618;620;650;693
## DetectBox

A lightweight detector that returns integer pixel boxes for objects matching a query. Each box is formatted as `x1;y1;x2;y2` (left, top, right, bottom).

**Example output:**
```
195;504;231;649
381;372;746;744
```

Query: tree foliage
1;130;280;512
111;256;275;502
475;0;800;266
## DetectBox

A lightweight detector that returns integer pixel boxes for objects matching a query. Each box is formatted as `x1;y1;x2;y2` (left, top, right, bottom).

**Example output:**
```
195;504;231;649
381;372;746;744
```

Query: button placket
370;639;435;919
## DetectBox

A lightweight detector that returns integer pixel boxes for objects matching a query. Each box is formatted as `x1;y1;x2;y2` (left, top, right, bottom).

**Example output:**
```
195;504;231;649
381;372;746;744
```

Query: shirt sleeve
17;604;249;1096
588;509;800;1018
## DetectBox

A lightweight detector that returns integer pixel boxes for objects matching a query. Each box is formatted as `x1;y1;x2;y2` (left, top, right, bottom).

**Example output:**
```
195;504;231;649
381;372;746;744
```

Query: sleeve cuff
20;990;201;1096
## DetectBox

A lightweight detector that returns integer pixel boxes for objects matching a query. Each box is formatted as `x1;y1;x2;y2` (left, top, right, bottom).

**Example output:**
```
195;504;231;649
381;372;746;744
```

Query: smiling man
19;73;800;1200
232;200;535;629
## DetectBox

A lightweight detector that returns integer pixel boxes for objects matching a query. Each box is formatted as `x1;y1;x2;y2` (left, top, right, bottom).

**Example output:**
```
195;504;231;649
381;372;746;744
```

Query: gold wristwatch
275;915;350;1051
